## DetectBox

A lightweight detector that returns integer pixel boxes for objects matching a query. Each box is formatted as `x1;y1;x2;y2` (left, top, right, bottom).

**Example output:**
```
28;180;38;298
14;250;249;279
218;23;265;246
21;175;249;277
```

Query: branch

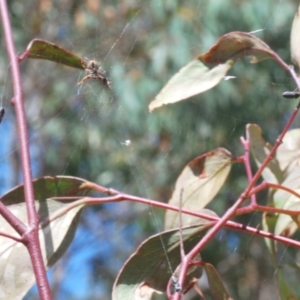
0;231;24;243
45;192;300;248
0;1;52;299
240;137;256;205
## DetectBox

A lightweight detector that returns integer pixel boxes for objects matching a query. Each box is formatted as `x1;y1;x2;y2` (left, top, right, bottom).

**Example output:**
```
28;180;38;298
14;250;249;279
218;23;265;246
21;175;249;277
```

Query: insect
282;91;300;99
77;59;111;88
0;107;5;124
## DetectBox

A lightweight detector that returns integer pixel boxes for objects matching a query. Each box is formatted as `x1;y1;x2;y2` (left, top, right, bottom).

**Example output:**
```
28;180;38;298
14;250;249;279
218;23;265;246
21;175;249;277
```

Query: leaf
26;39;83;69
276;128;300;176
262;211;277;252
200;31;275;64
148;59;234;111
202;263;232;300
275;244;300;299
247;124;283;184
291;5;300;68
275;202;300;237
164;148;232;230
112;223;211;300
165;209;218;233
165;148;232;230
278;271;300;300
149;31;277;111
0;176;91;300
272;169;300;237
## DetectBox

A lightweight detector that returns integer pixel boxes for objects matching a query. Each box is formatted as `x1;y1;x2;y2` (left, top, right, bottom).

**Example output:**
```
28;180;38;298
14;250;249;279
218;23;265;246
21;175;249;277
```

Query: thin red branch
250;181;300;199
45;193;300;248
0;1;51;299
236;181;300;215
0;230;24;243
240;136;256;204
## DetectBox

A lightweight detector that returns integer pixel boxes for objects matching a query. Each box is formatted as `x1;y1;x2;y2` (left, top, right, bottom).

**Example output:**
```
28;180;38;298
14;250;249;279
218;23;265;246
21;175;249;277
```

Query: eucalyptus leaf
165;148;232;230
0;176;91;300
26;39;83;69
112;222;211;300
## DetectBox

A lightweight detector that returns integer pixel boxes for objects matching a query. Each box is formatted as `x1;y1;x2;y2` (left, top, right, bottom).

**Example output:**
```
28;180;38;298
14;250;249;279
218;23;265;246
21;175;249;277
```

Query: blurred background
0;0;299;299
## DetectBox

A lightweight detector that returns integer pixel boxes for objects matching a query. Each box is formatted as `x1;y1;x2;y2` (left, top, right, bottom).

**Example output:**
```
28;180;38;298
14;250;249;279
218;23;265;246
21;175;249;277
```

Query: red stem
236;181;300;215
172;58;300;299
0;1;52;299
46;193;300;248
240;136;256;204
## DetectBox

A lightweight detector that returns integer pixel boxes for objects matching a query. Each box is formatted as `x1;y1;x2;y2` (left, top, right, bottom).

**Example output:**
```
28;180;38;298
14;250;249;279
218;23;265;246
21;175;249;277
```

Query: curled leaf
200;31;275;64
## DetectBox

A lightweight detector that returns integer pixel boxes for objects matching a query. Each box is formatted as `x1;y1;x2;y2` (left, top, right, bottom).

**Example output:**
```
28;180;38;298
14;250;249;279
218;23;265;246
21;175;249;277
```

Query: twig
0;230;24;243
240;137;256;205
45;192;300;248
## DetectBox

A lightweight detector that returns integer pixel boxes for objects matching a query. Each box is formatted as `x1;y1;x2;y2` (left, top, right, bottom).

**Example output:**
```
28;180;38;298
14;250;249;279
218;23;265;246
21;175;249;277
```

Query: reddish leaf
291;5;300;68
201;31;275;64
26;39;83;69
165;148;232;230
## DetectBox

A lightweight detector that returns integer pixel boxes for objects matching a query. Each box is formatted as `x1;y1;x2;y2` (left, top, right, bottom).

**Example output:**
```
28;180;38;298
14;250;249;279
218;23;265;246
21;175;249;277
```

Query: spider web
0;1;299;299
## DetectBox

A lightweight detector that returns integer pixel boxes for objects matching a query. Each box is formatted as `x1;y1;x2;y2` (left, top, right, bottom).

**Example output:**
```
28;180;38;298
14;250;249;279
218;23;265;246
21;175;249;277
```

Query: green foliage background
1;0;299;299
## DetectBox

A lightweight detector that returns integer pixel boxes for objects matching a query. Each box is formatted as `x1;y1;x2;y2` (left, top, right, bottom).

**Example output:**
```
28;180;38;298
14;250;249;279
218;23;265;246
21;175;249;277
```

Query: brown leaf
200;31;275;64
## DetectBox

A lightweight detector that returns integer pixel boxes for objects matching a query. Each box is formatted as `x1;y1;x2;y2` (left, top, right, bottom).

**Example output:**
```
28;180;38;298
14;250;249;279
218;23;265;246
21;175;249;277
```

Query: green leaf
275;244;300;300
165;148;232;230
149;31;277;111
0;176;91;300
148;59;234;111
273;169;300;210
247;124;283;184
278;271;299;300
276;129;300;177
273;169;300;237
112;223;211;300
26;39;83;69
262;211;277;252
290;5;300;68
203;262;232;300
